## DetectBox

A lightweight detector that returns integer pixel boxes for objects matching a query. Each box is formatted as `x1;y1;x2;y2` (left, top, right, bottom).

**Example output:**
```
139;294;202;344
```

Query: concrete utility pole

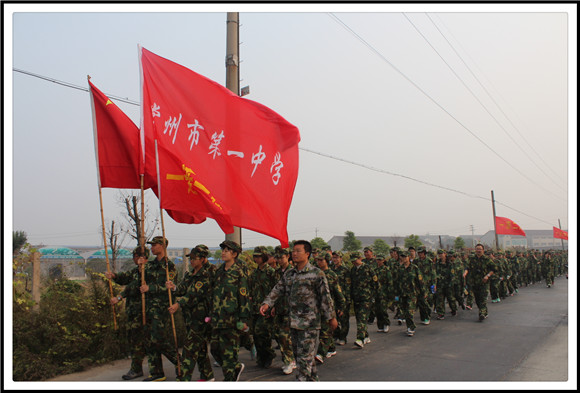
491;190;499;250
32;251;41;311
470;225;475;248
225;12;242;247
558;218;565;251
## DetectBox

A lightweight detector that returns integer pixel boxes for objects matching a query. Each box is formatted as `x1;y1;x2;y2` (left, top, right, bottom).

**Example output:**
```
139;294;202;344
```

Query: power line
404;13;567;194
13;67;561;228
326;13;565;202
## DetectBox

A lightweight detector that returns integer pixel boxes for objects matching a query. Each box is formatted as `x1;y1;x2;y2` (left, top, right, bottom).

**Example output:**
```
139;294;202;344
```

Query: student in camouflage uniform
506;250;520;293
496;250;510;300
331;251;352;346
315;253;345;363
416;247;437;315
362;247;379;325
141;236;180;381
167;245;214;381
541;250;556;287
249;246;277;368
106;246;150;380
448;250;466;310
388;247;403;324
210;240;250;381
375;254;393;332
272;246;296;375
412;247;432;324
350;251;376;347
260;240;337;382
435;249;457;320
463;244;496;322
397;250;426;336
488;250;502;303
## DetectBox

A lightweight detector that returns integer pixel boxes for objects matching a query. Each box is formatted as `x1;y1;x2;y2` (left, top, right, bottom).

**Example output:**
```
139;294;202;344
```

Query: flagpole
491;190;499;250
154;140;182;377
558;219;565;251
140;175;147;326
88;75;117;330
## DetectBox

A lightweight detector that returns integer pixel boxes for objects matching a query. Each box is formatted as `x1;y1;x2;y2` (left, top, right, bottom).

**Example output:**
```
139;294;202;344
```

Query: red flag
140;47;300;246
553;227;568;240
89;79;212;226
89;79;145;189
495;216;526;236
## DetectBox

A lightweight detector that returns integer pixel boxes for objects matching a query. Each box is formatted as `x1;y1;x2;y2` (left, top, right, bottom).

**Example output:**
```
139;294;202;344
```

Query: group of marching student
107;236;568;382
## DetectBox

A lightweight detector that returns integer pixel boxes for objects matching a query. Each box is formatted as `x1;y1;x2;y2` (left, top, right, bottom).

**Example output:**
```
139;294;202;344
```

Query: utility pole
225;12;242;247
491;190;499;250
470;225;475;248
558;218;565;251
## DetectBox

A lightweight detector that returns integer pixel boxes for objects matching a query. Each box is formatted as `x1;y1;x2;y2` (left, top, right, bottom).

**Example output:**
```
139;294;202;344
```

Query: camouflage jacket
113;265;142;316
144;257;178;313
176;263;212;329
263;262;335;330
350;263;377;304
435;261;458;289
249;264;277;315
398;262;425;298
323;268;346;314
376;264;393;301
211;259;250;329
273;264;292;315
416;257;436;286
333;264;352;304
465;255;496;288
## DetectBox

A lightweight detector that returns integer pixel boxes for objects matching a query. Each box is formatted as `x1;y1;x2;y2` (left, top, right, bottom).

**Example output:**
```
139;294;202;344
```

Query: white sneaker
336;339;346;346
315;354;324;363
406;328;415;336
363;337;371;344
377;327;384;333
291;361;297;369
326;350;337;358
354;339;364;348
422;319;431;325
282;363;293;375
384;325;390;333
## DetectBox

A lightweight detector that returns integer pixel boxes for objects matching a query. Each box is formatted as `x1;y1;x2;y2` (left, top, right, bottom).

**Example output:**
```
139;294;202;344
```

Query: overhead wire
12;66;561;228
326;12;565;203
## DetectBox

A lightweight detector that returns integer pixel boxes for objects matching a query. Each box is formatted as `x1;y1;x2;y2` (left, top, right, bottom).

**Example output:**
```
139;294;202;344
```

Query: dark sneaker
143;374;166;381
478;314;486;322
451;310;457;316
436;314;445;320
122;370;143;380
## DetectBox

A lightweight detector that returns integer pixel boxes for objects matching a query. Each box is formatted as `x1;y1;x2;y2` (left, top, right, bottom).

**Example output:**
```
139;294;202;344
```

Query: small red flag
495;216;526;236
553;227;568;240
140;47;300;246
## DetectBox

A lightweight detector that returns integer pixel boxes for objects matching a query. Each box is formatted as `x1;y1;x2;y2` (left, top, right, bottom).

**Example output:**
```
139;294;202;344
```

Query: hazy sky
5;3;576;251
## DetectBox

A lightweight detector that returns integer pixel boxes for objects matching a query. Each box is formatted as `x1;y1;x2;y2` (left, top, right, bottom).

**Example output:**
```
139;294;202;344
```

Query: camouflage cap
417;246;427;253
253;246;269;257
363;246;373;252
322;245;332;251
437;249;446;254
220;240;242;254
186;244;209;258
398;250;409;257
132;246;150;258
447;249;456;256
407;246;416;251
376;254;386;260
350;251;362;261
392;247;401;253
274;246;290;257
147;236;168;247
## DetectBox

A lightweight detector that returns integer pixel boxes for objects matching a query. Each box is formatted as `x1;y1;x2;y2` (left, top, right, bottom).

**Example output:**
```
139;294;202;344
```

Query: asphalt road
44;275;574;388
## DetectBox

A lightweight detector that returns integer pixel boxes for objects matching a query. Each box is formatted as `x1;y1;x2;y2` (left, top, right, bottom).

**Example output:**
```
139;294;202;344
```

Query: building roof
38;247;83;259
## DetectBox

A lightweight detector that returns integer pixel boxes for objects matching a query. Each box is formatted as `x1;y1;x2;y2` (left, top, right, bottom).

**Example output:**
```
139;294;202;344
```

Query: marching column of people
108;237;567;382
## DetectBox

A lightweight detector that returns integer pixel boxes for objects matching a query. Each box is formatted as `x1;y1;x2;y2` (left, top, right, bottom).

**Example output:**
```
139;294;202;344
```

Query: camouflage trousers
399;295;417;330
274;314;295;366
417;294;431;321
125;310;148;373
251;314;276;366
376;297;391;329
489;278;500;300
291;328;320;381
145;310;179;376
178;323;213;381
353;301;371;341
472;284;489;317
317;318;335;357
334;302;350;342
435;286;457;315
210;328;242;381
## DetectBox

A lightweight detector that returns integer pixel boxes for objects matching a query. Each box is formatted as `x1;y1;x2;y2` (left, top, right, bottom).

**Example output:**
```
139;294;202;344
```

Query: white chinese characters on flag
140;47;300;247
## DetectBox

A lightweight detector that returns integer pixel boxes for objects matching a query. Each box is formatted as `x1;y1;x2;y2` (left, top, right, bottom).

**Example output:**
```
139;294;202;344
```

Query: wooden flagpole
154;140;182;377
88;75;117;330
491;190;499;250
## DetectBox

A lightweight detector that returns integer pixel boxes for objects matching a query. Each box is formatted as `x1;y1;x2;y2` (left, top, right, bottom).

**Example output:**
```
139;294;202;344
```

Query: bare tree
105;220;127;272
118;191;159;249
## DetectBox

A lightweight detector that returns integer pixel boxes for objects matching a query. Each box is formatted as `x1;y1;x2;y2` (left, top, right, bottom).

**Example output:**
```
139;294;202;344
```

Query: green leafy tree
13;231;28;255
343;231;362;252
454;236;466;250
404;234;423;249
372;238;391;256
310;237;329;250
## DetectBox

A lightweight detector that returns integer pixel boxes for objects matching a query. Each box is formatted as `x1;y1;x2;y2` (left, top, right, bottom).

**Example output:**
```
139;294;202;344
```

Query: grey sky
5;3;576;251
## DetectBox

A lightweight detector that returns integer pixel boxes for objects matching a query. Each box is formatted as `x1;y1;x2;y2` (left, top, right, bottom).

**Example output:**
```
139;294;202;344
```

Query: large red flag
89;79;210;226
140;47;300;246
553;227;568;240
495;216;526;236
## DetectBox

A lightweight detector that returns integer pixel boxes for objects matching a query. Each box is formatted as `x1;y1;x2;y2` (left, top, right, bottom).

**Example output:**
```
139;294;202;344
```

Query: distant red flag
140;47;300;246
553;227;568;240
89;79;144;189
495;216;526;236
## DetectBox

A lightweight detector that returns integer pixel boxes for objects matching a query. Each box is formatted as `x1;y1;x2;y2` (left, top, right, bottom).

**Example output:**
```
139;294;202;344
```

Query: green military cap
147;236;168;247
253;246;269;256
437;249;446;254
392;247;401;253
186;244;209;258
376;254;386;260
220;240;242;253
417;246;427;253
407;246;416;251
448;249;456;256
350;251;362;261
313;248;321;254
398;250;409;257
274;246;290;256
332;251;342;257
363;246;373;252
428;251;435;257
132;246;150;258
322;245;331;251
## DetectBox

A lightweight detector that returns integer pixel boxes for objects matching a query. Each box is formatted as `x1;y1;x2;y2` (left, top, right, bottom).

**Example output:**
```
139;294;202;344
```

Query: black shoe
143;374;166;381
478;314;486;322
122;370;143;380
451;310;457;316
